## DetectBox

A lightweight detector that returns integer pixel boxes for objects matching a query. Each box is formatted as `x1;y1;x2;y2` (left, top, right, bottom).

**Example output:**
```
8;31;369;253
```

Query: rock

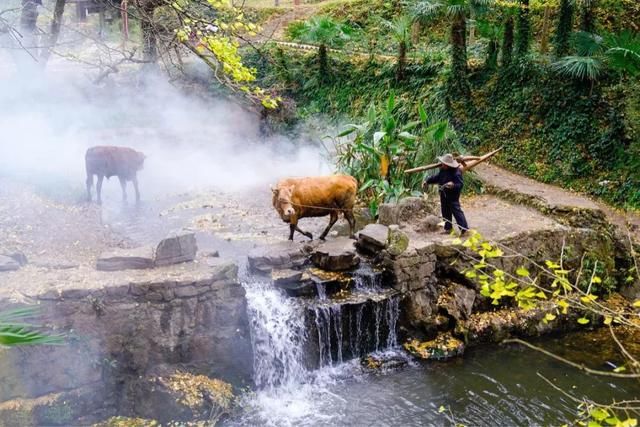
0;255;20;272
379;197;432;225
333;207;375;235
439;284;476;322
387;227;409;257
357;224;389;253
274;278;316;297
306;268;351;296
271;269;303;287
309;238;360;271
201;250;220;258
1;250;27;266
361;353;409;372
96;246;155;271
416;215;443;233
404;332;465;360
155;231;198;266
248;241;308;274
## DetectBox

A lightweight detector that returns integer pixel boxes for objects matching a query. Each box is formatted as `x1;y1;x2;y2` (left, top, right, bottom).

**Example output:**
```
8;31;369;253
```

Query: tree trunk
580;0;596;33
450;12;470;97
468;8;476;45
515;0;530;56
40;0;66;66
539;4;552;54
554;0;573;57
20;0;39;36
501;16;514;67
318;43;328;81
396;40;406;81
486;39;498;70
141;7;158;63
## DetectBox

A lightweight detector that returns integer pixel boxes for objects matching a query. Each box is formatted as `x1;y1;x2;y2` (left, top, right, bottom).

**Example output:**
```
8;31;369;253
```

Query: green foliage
335;93;460;215
0;308;63;347
514;0;531;55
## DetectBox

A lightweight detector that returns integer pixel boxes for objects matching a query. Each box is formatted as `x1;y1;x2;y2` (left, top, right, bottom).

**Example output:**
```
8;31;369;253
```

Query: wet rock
333;207;375;235
404;332;465;360
0;255;20;272
155;231;198;266
357;224;389;253
272;269;303;287
439;284;476;322
201;250;220;258
306;268;351;296
96;246;155;271
361;353;409;372
387;226;409;257
310;238;360;271
248;241;307;274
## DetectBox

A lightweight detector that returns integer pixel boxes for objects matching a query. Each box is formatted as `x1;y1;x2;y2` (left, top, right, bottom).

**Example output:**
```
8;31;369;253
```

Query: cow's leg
132;175;140;203
119;176;128;202
344;210;356;239
96;175;104;205
86;174;93;202
289;218;312;240
319;211;339;241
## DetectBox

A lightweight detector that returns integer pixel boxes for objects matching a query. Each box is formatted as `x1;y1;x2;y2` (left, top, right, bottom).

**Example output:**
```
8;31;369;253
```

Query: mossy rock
387;228;409;257
404;333;465;360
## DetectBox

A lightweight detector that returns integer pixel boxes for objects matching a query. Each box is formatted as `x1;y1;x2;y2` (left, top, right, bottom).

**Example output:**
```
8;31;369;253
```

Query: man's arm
424;172;440;186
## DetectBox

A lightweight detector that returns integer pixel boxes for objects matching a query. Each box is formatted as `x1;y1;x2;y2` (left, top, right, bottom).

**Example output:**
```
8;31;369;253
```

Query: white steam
0;57;331;200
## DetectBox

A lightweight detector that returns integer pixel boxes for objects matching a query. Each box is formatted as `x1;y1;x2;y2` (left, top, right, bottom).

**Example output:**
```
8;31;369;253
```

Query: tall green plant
554;0;574;57
288;16;353;81
386;15;413;82
515;0;531;56
335;94;459;215
477;20;503;70
411;0;494;98
501;15;515;67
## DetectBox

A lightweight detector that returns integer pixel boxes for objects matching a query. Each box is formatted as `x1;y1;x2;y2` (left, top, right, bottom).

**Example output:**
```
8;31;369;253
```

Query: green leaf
577;317;590;325
613;366;626;373
438;405;446;414
516;267;530;277
544;313;557;322
387;92;395;111
590;408;610;422
373;131;387;146
418;104;428;123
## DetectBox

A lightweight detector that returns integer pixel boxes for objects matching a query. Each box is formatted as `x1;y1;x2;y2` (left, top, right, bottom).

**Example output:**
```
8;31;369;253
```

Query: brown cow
272;175;358;241
85;146;145;204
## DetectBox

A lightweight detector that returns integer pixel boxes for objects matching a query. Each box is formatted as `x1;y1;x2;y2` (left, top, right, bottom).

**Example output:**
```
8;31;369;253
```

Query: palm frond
552;55;603;81
604;30;640;76
411;0;445;21
0;308;64;347
572;31;604;57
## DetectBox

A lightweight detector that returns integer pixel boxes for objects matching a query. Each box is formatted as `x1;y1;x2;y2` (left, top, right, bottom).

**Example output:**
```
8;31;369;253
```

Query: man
423;153;469;235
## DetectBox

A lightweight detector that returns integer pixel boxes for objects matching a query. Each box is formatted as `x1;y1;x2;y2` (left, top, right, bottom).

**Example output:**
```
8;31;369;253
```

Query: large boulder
154;231;198;266
1;250;27;266
96;246;155;271
438;283;476;322
356;224;389;254
0;255;20;272
309;238;360;271
378;197;433;226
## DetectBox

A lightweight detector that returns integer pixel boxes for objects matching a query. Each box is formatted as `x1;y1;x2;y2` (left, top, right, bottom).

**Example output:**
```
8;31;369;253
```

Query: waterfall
244;280;308;389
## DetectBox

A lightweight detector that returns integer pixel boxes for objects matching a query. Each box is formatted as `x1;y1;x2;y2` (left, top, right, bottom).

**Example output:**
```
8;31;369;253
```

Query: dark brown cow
272;175;358;241
85;146;145;204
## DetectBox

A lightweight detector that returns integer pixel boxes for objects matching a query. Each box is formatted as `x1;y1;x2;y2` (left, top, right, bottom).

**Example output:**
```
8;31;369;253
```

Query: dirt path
475;163;640;243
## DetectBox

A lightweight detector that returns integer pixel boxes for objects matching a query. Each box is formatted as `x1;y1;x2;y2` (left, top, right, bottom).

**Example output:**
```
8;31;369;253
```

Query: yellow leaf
438;405;446;413
592;276;602;284
633;300;640;308
544;313;556;321
379;155;389;178
604;316;612;325
516;267;530;277
577;317;590;325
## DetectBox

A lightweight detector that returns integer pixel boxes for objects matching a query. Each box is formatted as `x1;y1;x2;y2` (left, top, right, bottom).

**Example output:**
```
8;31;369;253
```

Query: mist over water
0;59;330;200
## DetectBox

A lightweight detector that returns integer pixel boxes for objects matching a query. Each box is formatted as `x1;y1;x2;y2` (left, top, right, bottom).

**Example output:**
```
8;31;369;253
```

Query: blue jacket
424;167;464;199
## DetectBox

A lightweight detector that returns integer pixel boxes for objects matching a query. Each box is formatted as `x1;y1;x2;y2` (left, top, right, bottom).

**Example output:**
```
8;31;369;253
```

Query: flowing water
233;275;640;427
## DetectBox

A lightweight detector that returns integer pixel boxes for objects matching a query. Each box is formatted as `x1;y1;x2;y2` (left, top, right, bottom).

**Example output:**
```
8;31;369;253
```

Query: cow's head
272;185;296;221
136;151;146;171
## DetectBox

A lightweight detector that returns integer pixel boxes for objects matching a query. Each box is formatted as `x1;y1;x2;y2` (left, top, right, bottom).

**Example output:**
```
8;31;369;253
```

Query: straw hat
437;153;460;168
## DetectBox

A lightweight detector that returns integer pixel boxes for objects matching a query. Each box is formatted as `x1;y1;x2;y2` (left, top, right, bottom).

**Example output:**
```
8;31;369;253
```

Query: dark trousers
440;193;468;232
